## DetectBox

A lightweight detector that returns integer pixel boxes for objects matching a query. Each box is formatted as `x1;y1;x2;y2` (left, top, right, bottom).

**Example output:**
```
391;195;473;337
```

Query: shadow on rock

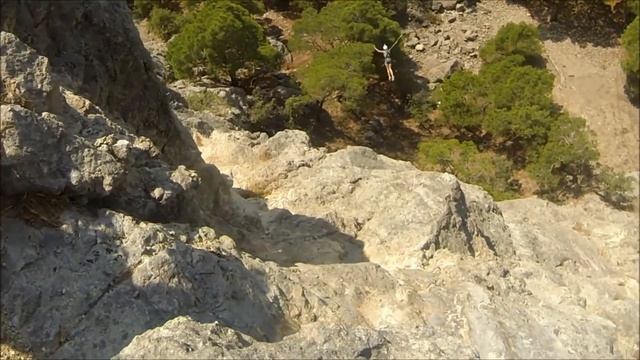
0;208;296;359
216;194;369;267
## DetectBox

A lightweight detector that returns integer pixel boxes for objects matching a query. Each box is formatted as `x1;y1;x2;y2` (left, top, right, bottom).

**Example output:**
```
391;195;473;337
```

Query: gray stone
426;59;462;83
465;32;478;41
415;43;426;52
2;3;639;360
405;36;419;48
435;0;458;11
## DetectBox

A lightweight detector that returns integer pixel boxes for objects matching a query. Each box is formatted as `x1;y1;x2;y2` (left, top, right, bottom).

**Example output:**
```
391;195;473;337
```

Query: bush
148;7;182;41
233;0;266;14
621;17;639;99
291;0;402;51
526;115;599;199
166;1;279;83
132;0;184;19
133;0;155;19
408;89;435;124
184;91;227;112
248;98;284;130
297;42;375;112
416;139;517;200
594;166;634;208
436;55;555;149
284;95;320;129
480;22;543;65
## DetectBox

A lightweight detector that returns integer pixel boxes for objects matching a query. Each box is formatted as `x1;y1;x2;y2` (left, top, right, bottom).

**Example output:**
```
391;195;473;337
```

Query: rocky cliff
1;1;638;359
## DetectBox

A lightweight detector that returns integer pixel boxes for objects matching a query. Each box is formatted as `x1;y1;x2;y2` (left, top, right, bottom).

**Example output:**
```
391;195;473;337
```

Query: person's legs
389;63;395;81
385;63;392;81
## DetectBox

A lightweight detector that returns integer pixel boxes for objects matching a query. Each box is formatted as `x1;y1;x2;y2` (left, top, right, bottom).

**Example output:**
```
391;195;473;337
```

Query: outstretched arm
374;46;383;53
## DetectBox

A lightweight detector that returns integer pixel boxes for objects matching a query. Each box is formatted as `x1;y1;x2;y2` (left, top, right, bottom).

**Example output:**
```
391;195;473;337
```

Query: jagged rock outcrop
192;127;638;358
199;129;513;269
0;31;221;223
0;0;196;167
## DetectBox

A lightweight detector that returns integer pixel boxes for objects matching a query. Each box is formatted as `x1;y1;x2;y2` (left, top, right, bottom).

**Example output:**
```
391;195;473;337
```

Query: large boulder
426;58;462;83
265;144;514;269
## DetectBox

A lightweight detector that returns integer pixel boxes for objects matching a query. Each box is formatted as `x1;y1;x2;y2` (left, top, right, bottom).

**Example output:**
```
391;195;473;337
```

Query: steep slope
1;1;638;359
192;127;639;358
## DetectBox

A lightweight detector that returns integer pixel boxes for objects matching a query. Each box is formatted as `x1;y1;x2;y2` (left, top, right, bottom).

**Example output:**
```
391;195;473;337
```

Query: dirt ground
544;40;639;171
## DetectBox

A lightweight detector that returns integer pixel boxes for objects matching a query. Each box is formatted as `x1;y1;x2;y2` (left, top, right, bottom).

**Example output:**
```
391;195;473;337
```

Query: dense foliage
525;115;599;199
290;0;402;51
166;1;280;83
416;139;518;200
148;7;182;40
297;42;375;112
479;22;543;65
436;55;554;150
428;22;630;205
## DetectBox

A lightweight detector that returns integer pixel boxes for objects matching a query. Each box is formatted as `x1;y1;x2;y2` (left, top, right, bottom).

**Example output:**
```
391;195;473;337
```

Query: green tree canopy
291;0;402;51
480;22;543;64
166;1;279;83
435;55;555;148
297;42;375;112
416;139;517;200
148;7;183;40
526;115;599;199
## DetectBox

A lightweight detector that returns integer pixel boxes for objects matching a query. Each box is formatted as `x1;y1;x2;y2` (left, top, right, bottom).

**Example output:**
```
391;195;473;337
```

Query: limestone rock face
200;129;513;269
192;128;638;359
0;32;225;222
0;1;196;166
1;2;638;360
1;209;292;359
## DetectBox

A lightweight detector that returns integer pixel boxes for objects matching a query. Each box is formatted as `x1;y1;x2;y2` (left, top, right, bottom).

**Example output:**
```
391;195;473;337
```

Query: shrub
284;95;320;129
132;0;183;19
435;70;485;129
148;7;182;41
436;55;555;149
594;166;634;208
621;17;639;99
184;91;226;112
480;22;543;65
416;139;517;200
288;0;329;12
248;98;284;130
291;0;402;51
166;1;279;83
297;42;375;112
526;115;599;199
408;89;435;124
132;0;155;19
233;0;266;14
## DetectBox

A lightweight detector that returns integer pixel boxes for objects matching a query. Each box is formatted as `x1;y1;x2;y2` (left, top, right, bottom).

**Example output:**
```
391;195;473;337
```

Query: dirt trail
544;40;639;171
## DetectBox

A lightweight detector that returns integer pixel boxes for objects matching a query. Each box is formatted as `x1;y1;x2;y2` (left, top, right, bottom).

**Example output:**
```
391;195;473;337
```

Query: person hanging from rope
374;34;403;81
